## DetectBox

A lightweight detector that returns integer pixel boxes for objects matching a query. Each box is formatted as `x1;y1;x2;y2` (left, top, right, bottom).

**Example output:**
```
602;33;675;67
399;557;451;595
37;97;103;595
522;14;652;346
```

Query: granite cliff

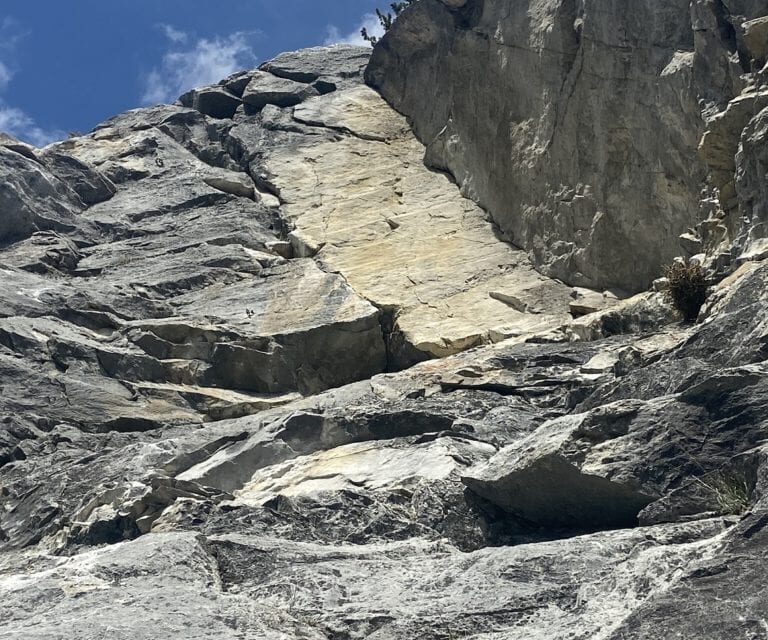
1;1;768;638
368;0;768;292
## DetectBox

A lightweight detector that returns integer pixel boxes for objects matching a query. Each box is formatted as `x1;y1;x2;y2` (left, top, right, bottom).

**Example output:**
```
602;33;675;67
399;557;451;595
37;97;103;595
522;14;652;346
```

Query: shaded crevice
290;113;390;143
67;476;234;548
374;303;431;373
463;454;656;544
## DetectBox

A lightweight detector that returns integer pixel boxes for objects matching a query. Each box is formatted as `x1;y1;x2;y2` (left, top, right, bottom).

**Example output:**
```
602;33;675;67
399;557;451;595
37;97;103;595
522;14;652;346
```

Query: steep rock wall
367;0;767;292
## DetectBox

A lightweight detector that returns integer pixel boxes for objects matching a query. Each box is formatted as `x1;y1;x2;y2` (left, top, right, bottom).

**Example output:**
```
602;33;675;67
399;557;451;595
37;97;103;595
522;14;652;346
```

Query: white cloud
0;17;27;52
324;13;383;47
0;20;63;146
158;24;188;44
0;61;12;91
0;103;65;146
141;31;257;105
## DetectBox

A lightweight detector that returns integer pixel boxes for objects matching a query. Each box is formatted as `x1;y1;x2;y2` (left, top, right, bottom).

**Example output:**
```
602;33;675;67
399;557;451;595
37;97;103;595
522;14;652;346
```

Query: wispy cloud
142;29;257;105
0;105;64;146
0;61;12;91
0;17;28;52
0;18;63;146
324;13;383;47
158;23;188;44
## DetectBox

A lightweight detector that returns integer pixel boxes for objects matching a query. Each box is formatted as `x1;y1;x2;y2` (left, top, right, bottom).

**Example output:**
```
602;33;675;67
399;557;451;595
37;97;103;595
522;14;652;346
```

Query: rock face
2;18;768;640
366;0;768;292
259;83;573;365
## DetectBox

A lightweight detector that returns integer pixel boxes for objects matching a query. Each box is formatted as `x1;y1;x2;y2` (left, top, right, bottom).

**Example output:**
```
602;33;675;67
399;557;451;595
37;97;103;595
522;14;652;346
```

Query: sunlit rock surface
2;12;768;638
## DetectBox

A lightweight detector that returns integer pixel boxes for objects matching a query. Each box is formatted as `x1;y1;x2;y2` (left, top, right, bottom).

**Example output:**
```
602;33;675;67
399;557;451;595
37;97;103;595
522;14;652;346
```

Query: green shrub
361;1;418;44
663;259;708;321
695;471;752;515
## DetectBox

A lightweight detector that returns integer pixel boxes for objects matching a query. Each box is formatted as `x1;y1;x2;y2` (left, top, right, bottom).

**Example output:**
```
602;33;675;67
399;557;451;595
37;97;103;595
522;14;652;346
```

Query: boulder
260;44;370;86
241;71;318;109
743;16;768;64
39;149;116;205
0;146;87;243
179;85;242;119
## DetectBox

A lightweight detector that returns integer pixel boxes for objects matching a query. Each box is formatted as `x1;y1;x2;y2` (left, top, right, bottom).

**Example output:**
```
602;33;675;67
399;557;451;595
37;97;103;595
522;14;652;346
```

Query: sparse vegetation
361;1;418;44
695;471;752;515
662;259;708;321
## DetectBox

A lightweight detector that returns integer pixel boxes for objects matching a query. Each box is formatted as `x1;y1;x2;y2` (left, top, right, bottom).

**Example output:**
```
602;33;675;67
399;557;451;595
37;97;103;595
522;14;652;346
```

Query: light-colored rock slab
265;86;574;363
235;436;496;504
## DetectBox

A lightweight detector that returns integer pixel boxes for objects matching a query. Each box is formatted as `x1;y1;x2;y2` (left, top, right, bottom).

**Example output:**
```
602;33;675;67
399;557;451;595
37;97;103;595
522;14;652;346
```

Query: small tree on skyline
361;1;418;44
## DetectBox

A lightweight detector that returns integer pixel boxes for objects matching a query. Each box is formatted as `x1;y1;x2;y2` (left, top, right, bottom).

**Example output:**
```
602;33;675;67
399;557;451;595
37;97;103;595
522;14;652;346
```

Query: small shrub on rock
361;1;418;44
662;259;708;321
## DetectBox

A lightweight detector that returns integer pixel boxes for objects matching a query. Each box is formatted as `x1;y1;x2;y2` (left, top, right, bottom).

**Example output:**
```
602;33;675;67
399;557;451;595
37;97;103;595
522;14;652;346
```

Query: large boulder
178;85;242;119
241;71;318;110
0;147;87;243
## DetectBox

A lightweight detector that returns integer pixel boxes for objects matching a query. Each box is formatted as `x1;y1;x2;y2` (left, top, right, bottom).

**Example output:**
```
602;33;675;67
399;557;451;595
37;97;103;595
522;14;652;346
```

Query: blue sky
0;1;385;145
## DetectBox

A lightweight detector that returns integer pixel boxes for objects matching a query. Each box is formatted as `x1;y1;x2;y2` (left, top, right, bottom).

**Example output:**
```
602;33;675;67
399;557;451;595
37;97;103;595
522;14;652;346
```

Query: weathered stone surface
0;520;735;639
0;231;83;274
3;38;768;640
462;407;658;533
604;513;768;639
39;149;116;206
367;0;708;293
235;435;495;504
743;16;768;63
0;146;88;244
137;259;386;395
569;287;620;317
258;85;574;365
261;44;370;86
734;105;768;261
0;132;38;159
241;71;318;109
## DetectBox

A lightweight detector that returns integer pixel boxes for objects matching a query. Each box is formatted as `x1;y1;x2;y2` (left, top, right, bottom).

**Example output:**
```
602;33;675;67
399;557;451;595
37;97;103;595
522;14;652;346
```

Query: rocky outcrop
256;83;574;365
366;0;707;292
2;23;768;640
5;253;768;637
367;0;768;293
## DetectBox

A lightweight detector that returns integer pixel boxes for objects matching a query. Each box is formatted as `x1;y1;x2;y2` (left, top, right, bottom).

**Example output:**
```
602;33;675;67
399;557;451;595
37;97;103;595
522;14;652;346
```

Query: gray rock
367;0;708;293
462;416;656;534
0;520;736;639
218;69;256;97
0;132;38;159
241;71;318;109
734;105;768;261
261;44;370;86
604;513;768;639
743;16;768;64
0;231;83;274
179;85;242;119
0;147;87;243
3;37;768;640
39;149;116;205
569;287;620;317
143;259;387;395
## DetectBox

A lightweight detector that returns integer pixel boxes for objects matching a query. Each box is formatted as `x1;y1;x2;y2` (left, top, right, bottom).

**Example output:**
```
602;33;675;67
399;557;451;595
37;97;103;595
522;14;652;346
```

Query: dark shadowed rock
39;149;116;205
179;85;242;119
